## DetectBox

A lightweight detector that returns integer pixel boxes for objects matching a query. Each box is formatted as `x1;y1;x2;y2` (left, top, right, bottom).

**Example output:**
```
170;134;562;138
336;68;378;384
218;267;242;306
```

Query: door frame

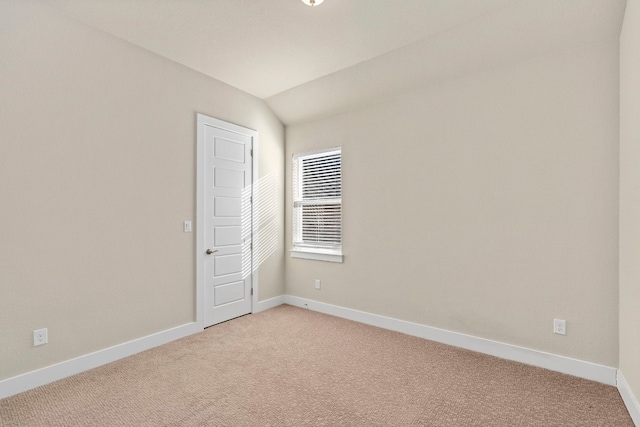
196;113;259;328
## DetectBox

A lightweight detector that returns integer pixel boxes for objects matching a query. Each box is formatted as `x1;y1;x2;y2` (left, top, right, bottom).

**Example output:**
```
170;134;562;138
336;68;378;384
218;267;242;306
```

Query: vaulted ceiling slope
42;0;626;125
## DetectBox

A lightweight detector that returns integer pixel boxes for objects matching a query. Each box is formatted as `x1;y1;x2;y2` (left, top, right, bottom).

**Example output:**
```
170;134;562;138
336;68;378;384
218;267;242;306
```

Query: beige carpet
0;305;634;426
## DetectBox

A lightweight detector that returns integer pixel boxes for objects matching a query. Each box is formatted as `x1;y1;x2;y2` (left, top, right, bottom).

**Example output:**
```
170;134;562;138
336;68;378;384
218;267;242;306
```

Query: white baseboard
284;295;618;386
254;295;286;313
0;321;202;400
2;295;629;414
618;371;640;426
1;296;284;400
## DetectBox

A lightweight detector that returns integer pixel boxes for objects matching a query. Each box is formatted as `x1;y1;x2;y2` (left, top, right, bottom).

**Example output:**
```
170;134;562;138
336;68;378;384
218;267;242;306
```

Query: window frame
290;147;343;263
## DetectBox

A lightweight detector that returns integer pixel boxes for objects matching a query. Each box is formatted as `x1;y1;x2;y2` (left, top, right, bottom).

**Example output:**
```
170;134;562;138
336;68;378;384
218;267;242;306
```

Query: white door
198;114;255;327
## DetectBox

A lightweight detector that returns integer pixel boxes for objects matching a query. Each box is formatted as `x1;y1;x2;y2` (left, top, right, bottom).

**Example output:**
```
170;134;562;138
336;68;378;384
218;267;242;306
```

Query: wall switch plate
553;319;566;335
33;328;48;346
315;279;321;290
183;221;192;233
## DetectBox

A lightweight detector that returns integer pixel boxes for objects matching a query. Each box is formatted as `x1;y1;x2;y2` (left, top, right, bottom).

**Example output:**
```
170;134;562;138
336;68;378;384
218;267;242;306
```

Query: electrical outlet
315;279;321;290
33;328;48;346
553;319;566;335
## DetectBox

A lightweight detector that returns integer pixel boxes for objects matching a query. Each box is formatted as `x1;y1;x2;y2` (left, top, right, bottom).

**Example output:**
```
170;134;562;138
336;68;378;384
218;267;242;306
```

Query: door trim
196;113;258;328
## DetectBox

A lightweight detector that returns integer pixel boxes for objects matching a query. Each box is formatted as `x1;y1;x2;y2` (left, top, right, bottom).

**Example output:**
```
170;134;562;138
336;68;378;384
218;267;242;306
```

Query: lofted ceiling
41;0;626;124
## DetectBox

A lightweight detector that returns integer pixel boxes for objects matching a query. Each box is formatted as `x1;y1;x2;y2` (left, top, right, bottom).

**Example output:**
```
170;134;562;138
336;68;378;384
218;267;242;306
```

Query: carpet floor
0;304;634;426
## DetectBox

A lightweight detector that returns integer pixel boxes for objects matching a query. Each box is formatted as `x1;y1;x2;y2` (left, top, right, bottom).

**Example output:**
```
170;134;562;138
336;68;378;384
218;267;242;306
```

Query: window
291;147;343;263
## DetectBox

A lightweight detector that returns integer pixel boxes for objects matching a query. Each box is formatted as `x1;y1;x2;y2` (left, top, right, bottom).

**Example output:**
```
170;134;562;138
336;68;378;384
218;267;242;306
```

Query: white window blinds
293;148;342;253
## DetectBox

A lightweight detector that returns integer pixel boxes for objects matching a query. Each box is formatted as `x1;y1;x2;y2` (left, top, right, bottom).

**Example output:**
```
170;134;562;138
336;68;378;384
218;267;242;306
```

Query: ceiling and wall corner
38;0;627;125
267;0;627;124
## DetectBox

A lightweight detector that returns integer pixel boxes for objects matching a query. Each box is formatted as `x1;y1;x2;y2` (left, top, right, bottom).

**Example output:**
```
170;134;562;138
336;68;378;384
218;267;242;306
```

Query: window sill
290;248;343;263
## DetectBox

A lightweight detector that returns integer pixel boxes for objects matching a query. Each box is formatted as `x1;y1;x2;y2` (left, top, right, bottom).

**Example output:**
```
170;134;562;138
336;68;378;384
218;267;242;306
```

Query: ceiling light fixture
301;0;324;6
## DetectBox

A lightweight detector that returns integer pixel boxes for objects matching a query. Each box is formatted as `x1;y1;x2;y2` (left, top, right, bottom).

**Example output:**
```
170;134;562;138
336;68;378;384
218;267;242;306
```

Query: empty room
1;0;639;425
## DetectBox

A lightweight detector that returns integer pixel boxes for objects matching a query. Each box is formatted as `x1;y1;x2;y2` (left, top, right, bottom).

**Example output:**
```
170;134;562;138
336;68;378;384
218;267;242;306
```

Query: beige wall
620;0;640;403
286;40;620;366
0;1;284;380
0;0;629;396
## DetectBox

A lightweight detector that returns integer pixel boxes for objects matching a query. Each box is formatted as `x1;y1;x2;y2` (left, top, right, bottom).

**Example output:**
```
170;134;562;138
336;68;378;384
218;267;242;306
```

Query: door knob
206;249;218;255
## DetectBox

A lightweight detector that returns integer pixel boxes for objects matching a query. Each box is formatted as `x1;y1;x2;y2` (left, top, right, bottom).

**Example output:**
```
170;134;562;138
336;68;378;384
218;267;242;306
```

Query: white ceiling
41;0;626;124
